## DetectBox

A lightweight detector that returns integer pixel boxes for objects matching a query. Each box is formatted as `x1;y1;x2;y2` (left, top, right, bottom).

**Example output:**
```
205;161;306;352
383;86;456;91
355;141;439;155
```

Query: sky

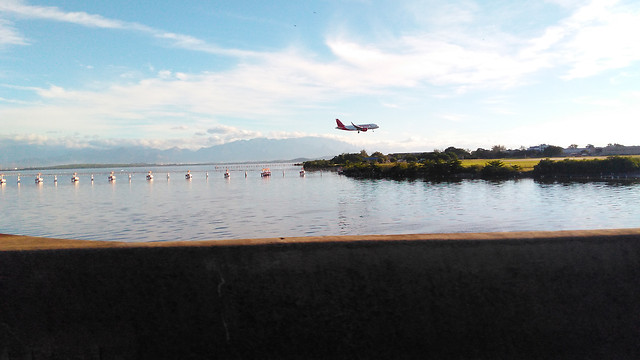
1;0;639;154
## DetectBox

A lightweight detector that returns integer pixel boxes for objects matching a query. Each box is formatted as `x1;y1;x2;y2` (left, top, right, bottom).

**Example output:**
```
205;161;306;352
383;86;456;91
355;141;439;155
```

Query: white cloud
0;0;257;57
157;70;172;79
0;0;127;29
36;85;69;98
0;18;27;46
323;0;640;91
325;32;542;91
527;0;640;79
561;11;640;79
6;0;638;94
206;125;235;134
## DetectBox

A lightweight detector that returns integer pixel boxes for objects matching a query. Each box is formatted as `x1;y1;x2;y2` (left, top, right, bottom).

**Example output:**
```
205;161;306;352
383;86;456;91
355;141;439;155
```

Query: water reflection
1;166;639;242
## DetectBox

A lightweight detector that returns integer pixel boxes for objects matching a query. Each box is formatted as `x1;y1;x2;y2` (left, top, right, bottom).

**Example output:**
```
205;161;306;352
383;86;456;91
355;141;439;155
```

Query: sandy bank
2;229;640;359
3;228;640;250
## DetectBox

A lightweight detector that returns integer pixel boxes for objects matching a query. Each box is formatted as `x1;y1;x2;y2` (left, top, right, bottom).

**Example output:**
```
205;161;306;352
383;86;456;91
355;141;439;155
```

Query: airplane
335;119;379;133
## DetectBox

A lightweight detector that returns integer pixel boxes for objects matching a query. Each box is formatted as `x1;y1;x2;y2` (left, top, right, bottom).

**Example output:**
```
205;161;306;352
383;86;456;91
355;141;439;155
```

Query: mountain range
0;137;359;169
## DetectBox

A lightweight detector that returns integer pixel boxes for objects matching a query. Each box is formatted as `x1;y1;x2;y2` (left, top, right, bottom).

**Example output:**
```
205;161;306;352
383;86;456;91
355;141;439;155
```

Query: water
2;164;640;242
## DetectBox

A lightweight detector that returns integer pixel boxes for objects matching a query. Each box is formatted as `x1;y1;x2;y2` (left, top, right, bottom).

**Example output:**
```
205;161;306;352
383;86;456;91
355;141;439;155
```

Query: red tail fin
336;119;346;128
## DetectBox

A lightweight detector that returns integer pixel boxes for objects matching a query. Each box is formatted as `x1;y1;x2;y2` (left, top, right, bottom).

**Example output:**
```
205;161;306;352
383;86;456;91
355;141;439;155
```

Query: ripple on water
2;168;640;242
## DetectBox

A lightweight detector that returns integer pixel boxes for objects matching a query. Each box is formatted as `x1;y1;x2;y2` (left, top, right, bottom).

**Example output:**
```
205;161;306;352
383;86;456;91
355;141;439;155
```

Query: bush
532;156;640;177
481;160;519;178
303;159;332;169
423;158;463;177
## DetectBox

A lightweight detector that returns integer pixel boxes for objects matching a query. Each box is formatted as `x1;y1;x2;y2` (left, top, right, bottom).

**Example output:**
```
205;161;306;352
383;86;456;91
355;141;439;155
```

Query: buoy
17;175;20;184
54;175;58;183
129;174;132;181
91;174;94;182
167;173;170;180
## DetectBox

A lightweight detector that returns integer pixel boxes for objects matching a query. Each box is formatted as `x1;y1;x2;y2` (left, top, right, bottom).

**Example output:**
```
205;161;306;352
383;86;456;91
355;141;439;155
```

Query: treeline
340;159;522;180
304;146;564;170
304;150;640;181
533;157;640;177
392;145;564;161
304;149;465;169
304;150;522;179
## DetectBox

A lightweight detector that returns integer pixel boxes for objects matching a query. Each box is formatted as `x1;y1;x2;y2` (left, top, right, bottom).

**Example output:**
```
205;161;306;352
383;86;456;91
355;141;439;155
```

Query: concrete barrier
1;230;640;359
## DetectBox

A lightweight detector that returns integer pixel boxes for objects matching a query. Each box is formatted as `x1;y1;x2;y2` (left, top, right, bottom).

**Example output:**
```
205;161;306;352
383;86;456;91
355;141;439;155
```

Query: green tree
444;147;471;159
404;154;418;162
542;145;563;157
331;152;365;164
481;160;519;177
370;151;388;163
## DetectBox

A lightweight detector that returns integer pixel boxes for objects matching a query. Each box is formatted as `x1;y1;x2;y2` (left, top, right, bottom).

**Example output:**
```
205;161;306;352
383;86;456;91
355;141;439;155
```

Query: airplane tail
336;119;346;128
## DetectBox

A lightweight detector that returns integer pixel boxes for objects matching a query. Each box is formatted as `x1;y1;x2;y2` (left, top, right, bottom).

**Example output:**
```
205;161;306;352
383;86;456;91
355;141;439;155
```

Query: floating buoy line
0;165;308;187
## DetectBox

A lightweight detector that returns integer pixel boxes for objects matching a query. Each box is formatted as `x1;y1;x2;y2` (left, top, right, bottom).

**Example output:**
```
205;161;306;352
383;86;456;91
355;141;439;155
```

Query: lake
1;164;640;242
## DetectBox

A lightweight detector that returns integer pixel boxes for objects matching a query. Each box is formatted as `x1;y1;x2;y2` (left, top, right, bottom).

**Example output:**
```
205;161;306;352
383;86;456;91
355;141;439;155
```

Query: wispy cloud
559;0;640;79
326;0;640;91
0;0;258;57
0;0;128;28
0;18;27;45
4;0;637;92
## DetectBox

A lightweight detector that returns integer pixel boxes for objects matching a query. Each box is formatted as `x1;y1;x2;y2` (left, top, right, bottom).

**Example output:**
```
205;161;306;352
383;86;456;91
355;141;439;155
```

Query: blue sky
1;0;639;153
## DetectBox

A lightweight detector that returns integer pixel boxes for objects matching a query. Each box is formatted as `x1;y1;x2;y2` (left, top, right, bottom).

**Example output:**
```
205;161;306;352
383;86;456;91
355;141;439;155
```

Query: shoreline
3;227;640;251
306;155;640;181
338;169;640;181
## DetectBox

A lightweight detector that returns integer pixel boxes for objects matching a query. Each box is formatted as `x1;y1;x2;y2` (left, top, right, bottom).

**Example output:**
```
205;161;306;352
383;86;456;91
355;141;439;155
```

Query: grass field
461;158;544;171
461;156;640;172
368;155;640;173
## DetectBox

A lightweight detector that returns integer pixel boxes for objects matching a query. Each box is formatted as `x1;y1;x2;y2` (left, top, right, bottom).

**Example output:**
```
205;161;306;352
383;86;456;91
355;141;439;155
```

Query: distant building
562;145;640;157
528;144;550;152
601;145;640;156
563;147;589;156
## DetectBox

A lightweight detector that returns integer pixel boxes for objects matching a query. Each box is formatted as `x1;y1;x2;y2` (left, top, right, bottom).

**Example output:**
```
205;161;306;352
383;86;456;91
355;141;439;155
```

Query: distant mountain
192;137;355;163
0;137;358;168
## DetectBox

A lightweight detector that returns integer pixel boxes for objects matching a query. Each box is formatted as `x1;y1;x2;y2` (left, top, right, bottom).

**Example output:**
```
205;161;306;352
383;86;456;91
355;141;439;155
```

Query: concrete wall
1;230;640;359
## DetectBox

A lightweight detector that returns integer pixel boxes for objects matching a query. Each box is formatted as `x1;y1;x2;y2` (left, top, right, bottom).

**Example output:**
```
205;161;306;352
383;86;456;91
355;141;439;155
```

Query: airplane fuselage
335;119;379;133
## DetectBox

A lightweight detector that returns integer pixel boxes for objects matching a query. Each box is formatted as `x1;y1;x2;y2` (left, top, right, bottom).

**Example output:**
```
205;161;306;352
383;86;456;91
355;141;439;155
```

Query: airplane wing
351;122;367;132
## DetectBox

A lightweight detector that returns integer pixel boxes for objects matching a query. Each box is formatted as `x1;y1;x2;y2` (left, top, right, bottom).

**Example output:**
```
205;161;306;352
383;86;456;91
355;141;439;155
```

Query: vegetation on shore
303;149;640;181
533;156;640;177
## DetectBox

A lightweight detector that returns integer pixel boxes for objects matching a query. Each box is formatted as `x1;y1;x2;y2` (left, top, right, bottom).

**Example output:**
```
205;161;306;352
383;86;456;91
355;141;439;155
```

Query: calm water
1;164;640;242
